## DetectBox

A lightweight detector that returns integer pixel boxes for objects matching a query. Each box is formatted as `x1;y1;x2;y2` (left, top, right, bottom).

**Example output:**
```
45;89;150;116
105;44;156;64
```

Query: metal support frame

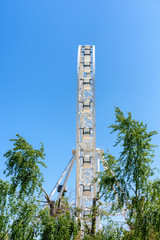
57;154;76;200
48;45;103;231
49;154;76;200
76;45;100;230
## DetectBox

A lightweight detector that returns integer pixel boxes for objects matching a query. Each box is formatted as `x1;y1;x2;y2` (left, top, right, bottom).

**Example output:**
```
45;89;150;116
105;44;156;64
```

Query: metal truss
48;154;76;201
76;45;100;230
48;45;102;231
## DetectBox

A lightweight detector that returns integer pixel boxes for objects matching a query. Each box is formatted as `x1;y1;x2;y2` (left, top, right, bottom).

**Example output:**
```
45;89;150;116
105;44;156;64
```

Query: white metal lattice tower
76;45;99;228
49;45;102;231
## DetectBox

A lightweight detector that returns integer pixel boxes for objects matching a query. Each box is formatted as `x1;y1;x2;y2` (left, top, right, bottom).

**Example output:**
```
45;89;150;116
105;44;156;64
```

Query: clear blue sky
0;0;160;198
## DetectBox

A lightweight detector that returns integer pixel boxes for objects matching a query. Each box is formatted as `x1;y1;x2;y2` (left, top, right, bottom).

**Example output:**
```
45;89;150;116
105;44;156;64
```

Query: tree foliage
0;108;160;239
40;208;78;240
99;107;160;239
0;135;79;239
3;134;46;197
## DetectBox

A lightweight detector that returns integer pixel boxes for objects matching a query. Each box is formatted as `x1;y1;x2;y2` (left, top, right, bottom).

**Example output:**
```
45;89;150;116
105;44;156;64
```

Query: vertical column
76;45;97;227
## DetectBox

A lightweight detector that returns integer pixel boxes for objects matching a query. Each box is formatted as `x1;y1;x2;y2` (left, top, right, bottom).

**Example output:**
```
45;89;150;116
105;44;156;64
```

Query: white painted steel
48;46;103;231
76;45;99;230
57;154;76;200
49;154;75;200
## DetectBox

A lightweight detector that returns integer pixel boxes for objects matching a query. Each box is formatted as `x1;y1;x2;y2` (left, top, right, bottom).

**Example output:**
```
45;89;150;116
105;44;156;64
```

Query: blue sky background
0;0;160;200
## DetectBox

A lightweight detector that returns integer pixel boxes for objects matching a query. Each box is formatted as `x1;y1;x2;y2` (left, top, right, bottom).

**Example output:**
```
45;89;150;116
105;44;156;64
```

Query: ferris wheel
48;45;103;231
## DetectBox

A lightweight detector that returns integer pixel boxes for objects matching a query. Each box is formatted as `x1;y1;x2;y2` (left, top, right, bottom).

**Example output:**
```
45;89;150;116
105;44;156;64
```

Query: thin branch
126;182;136;194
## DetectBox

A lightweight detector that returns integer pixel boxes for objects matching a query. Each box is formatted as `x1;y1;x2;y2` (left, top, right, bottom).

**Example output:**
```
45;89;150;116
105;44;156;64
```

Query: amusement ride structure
48;45;103;231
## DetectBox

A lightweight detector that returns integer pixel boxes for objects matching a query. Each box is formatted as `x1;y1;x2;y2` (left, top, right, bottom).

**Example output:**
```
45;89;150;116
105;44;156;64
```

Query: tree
0;134;79;240
1;108;160;239
40;207;79;240
3;134;46;198
99;107;160;239
0;180;11;239
0;134;44;239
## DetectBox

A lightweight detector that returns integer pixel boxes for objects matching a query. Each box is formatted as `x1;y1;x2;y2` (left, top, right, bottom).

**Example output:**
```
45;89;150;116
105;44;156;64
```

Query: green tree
1;109;160;240
3;134;46;198
0;134;79;240
40;207;78;240
99;107;160;239
0;134;45;239
0;180;11;239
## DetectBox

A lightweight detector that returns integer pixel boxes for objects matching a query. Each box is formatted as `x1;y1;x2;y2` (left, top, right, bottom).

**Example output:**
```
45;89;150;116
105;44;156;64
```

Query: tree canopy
99;107;160;239
0;109;160;239
0;135;79;240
